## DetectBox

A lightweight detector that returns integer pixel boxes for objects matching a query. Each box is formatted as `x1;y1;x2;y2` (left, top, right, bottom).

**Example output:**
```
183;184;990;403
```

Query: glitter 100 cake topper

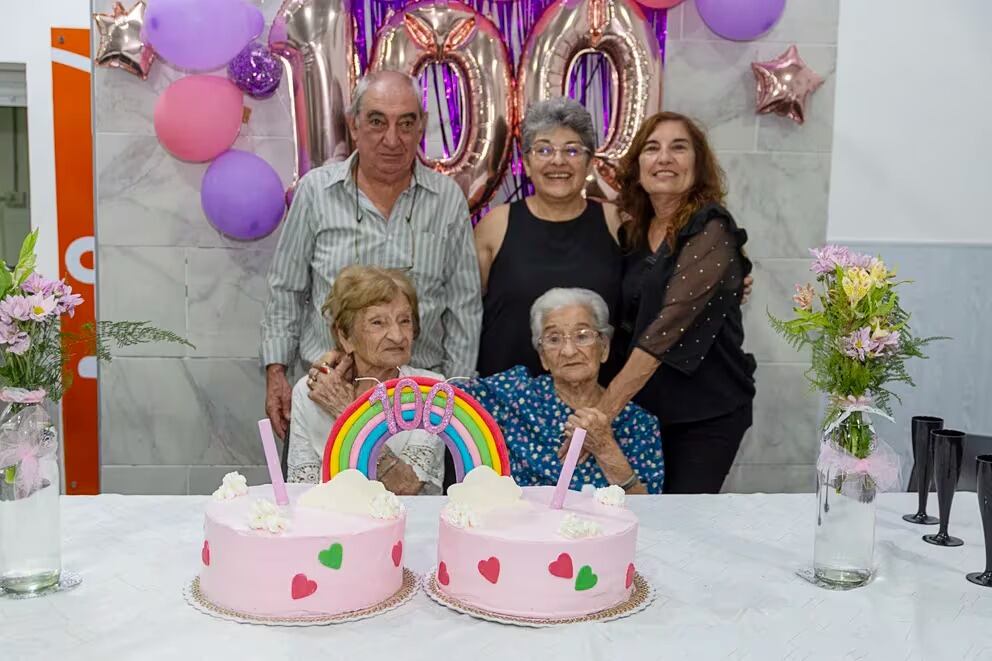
322;376;510;483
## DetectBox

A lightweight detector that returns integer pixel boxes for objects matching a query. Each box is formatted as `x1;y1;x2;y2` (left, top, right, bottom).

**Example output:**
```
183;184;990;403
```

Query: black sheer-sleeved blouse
617;203;756;425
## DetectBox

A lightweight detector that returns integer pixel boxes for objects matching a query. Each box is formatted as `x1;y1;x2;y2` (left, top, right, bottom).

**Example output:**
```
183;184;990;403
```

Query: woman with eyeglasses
462;288;664;494
475;99;751;383
474;97;625;381
287;265;444;495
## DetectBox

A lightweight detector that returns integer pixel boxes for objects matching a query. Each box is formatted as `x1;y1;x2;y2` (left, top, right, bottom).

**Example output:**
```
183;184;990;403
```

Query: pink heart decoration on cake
437;562;450;586
201;540;210;566
478;556;500;584
391;541;403;567
548;553;573;579
626;563;635;589
291;573;318;600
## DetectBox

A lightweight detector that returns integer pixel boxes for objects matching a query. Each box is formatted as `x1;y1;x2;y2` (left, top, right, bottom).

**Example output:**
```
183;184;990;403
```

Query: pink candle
258;419;289;506
550;427;586;509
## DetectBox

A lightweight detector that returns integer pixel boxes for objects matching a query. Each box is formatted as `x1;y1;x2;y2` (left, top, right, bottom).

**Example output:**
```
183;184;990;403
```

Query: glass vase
812;415;877;588
0;402;61;594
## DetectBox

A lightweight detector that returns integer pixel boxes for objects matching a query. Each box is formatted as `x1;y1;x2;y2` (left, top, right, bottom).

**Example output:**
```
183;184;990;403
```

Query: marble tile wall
93;0;839;493
665;0;838;493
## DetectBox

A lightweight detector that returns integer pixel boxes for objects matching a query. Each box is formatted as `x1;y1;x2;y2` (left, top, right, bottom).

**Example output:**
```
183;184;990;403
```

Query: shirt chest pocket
411;230;445;291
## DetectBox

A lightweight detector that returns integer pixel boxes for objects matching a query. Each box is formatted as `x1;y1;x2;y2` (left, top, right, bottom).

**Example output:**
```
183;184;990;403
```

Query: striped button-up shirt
260;152;482;376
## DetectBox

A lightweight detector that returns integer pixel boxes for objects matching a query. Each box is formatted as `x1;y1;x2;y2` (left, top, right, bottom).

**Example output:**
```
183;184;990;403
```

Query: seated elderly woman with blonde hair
286;265;444;494
462;288;664;494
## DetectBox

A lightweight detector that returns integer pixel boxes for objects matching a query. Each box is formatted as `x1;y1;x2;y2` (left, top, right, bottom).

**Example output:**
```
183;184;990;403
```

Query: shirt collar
322;151;440;195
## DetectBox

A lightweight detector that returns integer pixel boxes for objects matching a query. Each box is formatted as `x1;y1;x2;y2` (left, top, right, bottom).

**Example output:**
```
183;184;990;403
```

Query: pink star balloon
751;45;823;125
93;1;156;79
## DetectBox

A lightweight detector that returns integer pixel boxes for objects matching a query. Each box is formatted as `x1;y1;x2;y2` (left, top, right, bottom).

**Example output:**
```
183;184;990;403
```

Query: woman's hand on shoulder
310;350;344;376
307;353;356;418
741;273;754;304
560;407;617;463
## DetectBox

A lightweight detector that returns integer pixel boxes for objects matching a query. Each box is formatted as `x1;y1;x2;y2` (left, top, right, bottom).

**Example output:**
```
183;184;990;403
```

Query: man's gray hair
348;70;423;121
520;97;597;155
530;288;613;350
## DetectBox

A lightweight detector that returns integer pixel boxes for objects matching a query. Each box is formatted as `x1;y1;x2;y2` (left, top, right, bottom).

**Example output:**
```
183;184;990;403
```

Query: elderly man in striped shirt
261;70;482;440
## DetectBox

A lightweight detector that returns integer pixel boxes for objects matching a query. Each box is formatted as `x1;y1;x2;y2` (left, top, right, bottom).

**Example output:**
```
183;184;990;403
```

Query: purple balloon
144;0;264;72
695;0;786;41
201;150;286;240
228;42;283;99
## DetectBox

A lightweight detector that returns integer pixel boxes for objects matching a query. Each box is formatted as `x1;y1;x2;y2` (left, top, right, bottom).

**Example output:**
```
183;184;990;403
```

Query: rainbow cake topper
322;376;509;483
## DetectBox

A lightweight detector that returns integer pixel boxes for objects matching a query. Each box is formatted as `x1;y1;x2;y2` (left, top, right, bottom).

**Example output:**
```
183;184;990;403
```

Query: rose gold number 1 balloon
269;0;358;186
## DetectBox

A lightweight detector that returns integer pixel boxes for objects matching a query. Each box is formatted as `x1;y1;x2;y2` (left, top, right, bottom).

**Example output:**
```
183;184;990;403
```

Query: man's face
347;77;425;182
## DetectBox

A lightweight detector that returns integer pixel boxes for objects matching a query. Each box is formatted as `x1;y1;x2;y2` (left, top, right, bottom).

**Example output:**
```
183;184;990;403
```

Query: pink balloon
154;75;243;162
637;0;684;8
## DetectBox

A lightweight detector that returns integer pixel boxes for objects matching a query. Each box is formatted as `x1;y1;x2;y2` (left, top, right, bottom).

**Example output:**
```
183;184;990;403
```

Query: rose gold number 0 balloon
370;1;515;212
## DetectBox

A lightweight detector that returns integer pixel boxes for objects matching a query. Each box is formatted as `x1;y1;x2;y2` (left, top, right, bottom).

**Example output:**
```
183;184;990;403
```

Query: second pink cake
435;467;638;618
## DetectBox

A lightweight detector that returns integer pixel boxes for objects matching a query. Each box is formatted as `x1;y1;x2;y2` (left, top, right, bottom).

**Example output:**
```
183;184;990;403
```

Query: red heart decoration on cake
548;553;573;579
391;541;403;567
437;562;450;586
478;556;500;584
626;563;635;589
201;540;210;566
291;573;318;600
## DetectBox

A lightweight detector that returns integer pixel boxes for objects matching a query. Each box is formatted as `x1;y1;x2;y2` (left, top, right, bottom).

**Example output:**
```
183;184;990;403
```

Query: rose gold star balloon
93;1;155;79
751;45;823;125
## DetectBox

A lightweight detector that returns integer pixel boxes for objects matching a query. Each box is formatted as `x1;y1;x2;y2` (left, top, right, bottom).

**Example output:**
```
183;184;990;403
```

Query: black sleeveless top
477;200;623;379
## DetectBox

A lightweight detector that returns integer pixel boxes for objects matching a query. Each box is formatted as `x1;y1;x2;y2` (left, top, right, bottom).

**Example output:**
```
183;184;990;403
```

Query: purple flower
842;327;873;361
0;321;18;344
20;272;57;296
26;294;56;321
0;295;32;323
54;281;84;317
7;330;30;355
58;293;83;317
846;251;874;269
810;245;852;275
869;327;901;356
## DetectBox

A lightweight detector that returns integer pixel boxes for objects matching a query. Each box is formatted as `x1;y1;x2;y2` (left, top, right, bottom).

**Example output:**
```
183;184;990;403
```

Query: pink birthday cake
435;467;638;619
198;470;406;617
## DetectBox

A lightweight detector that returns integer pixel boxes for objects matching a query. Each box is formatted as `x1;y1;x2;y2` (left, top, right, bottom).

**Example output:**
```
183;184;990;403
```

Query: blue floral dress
462;366;664;493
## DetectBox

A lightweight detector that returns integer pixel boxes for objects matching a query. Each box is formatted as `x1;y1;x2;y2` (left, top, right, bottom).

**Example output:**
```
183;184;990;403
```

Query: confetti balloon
227;42;283;99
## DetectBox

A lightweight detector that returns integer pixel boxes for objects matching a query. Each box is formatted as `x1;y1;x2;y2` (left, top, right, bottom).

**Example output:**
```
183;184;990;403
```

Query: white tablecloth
3;493;991;660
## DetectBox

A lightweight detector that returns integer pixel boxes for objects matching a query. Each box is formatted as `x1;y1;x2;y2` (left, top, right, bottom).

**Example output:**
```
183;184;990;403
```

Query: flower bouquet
0;230;191;593
770;245;940;587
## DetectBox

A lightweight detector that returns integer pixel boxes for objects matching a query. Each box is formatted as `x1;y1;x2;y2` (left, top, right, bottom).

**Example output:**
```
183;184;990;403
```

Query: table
3;493;991;660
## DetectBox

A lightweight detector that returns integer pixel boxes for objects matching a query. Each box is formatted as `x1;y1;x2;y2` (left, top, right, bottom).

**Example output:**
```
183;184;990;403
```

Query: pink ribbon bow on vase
0;404;56;499
817;442;902;491
817;393;903;491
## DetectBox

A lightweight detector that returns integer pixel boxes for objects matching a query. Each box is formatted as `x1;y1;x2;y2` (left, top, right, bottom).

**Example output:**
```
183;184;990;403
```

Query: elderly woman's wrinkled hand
560;407;617;464
310;350;345;381
307;353;356;418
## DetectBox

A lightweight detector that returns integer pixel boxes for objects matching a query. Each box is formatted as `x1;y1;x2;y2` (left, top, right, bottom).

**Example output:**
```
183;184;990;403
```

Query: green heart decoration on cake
318;542;343;570
575;565;598;591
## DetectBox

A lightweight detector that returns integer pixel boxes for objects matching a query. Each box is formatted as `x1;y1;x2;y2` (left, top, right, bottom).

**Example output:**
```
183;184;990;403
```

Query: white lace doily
421;566;656;627
184;568;418;626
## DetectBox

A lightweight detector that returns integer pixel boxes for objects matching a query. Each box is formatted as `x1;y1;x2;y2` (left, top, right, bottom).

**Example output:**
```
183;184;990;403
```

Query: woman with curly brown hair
579;112;756;495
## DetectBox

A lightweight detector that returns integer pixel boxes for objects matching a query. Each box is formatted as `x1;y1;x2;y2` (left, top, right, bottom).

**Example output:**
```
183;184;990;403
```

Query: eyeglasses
526;143;591;161
352;159;419;271
538;328;602;351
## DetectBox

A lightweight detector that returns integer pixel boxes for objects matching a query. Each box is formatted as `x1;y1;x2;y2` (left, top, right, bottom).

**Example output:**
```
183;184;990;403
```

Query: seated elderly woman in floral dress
286;265;444;494
462;288;664;494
